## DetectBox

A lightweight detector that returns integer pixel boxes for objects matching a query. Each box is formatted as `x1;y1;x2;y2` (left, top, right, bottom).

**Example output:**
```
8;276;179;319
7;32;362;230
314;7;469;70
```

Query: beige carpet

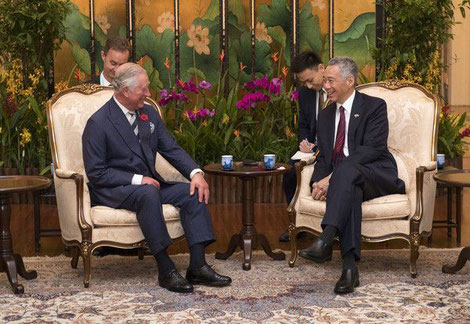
0;248;468;323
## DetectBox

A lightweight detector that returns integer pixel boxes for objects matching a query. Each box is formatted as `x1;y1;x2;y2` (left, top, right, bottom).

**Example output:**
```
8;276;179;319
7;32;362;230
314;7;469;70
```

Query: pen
304;138;313;153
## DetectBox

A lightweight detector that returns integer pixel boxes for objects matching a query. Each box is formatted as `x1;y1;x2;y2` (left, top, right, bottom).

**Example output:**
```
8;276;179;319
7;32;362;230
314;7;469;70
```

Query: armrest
287;151;319;220
155;154;190;183
410;162;437;235
54;168;93;238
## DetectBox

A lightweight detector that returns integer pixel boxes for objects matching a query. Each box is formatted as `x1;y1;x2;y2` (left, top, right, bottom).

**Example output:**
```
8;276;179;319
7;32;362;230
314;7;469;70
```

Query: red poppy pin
140;114;148;121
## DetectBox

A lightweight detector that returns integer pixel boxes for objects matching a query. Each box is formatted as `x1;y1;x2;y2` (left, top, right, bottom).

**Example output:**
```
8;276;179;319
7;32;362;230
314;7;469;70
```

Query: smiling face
122;72;151;111
101;48;130;83
323;64;355;104
295;64;325;91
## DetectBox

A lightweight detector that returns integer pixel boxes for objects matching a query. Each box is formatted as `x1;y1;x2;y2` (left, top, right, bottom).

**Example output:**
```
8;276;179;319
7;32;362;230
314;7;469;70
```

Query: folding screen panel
54;0;377;91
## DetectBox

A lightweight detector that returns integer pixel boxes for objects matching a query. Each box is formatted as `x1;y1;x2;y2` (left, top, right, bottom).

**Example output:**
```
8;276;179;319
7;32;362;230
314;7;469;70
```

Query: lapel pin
354;114;360;118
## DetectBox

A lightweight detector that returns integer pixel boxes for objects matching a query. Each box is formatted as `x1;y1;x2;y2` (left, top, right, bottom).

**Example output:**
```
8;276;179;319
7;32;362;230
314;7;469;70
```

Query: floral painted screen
54;0;376;94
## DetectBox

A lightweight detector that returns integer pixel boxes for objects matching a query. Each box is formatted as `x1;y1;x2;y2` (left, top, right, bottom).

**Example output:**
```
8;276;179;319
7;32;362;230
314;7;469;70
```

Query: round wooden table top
203;162;291;177
0;176;51;194
433;169;470;187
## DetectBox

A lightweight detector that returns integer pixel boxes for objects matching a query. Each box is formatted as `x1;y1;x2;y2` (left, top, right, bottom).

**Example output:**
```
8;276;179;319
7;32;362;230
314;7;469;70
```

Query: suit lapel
348;91;365;153
107;98;146;161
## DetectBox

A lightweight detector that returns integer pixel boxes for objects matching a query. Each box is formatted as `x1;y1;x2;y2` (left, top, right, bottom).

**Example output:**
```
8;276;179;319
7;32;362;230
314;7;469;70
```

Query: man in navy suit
82;63;231;293
299;57;405;294
279;51;326;242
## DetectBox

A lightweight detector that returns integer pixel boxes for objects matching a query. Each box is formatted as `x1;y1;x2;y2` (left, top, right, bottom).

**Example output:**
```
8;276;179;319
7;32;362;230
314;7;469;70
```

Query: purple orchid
290;90;299;102
199;81;212;90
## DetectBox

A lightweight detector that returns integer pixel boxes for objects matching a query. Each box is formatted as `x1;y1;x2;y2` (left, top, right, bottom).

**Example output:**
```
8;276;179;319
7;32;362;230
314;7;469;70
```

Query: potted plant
438;105;470;168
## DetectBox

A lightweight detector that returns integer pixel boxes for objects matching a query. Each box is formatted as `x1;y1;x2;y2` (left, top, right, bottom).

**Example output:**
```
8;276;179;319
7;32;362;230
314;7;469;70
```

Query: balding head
111;63;147;93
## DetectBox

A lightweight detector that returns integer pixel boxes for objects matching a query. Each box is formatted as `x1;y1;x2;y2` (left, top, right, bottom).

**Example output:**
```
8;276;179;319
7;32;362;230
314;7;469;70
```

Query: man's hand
142;176;160;189
190;172;209;204
299;139;315;153
312;175;330;201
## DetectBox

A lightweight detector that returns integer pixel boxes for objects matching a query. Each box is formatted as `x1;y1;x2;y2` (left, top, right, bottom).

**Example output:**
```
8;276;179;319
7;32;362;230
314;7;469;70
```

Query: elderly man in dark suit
279;51;326;242
299;57;405;294
82;63;231;293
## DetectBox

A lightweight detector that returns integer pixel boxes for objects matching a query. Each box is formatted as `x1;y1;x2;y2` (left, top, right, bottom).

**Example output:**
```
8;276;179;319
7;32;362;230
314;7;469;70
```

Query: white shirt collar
100;72;111;86
113;95;134;117
336;90;356;113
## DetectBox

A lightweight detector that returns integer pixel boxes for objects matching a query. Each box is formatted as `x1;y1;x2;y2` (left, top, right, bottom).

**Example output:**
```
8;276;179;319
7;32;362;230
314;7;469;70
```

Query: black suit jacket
82;97;198;208
312;91;404;193
297;87;318;144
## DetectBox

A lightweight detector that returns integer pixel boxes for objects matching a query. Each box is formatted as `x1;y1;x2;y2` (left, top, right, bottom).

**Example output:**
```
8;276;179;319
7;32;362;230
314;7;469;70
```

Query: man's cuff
189;168;204;179
132;174;143;185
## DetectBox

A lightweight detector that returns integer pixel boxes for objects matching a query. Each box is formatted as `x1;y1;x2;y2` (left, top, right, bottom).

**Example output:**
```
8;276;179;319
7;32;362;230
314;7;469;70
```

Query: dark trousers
119;182;215;254
322;161;402;260
283;159;298;204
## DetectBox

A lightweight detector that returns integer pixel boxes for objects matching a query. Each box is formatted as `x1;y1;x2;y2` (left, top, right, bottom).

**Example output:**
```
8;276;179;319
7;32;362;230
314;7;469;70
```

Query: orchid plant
157;53;299;166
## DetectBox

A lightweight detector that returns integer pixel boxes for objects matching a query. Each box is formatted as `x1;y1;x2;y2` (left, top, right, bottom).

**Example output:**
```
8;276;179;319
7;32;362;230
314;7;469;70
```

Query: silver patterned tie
128;112;139;137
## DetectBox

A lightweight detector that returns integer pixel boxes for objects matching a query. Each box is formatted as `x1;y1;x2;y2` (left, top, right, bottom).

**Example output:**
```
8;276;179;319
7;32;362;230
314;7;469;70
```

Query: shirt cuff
132;174;143;185
189;168;204;179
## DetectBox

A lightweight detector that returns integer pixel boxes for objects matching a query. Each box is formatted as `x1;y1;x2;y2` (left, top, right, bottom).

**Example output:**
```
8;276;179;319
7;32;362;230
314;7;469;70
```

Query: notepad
290;151;315;160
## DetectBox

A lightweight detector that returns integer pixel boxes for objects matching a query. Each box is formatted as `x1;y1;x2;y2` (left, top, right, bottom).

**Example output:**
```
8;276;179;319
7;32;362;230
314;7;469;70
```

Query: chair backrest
357;81;438;192
357;81;438;165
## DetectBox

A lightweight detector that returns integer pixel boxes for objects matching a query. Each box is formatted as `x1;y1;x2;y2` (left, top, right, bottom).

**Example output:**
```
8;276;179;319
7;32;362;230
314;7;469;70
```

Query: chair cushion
91;204;180;226
298;193;410;221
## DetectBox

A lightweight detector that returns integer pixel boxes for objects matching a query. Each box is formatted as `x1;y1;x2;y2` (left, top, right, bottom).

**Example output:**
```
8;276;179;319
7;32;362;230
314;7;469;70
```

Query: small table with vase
0;175;52;294
433;169;470;274
203;161;290;270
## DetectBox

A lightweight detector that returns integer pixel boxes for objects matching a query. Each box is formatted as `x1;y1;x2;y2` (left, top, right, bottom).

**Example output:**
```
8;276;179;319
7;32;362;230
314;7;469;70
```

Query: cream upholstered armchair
47;84;187;287
287;81;438;277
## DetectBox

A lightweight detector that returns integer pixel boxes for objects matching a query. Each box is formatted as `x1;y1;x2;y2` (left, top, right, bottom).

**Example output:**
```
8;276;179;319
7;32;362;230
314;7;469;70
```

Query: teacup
263;154;276;169
221;155;233;170
437;153;445;169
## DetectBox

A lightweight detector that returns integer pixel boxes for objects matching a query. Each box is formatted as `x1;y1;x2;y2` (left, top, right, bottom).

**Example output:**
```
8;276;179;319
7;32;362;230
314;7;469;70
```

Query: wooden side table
203;162;290;270
433;170;470;274
0;176;51;294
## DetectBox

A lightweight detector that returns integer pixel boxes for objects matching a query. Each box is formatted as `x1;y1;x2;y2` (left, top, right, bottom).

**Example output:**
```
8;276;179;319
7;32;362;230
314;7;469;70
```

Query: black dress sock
342;251;357;270
189;243;207;270
319;225;337;245
154;249;176;276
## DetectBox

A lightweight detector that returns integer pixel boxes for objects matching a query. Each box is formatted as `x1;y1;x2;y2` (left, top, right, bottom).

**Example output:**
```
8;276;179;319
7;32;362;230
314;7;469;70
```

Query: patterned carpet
0;248;468;323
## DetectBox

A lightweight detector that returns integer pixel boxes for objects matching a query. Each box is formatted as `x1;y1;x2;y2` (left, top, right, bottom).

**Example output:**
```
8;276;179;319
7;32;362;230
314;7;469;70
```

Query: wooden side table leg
447;187;452;237
3;255;24;294
442;246;470;274
242;234;252;270
13;254;37;280
456;187;462;244
257;233;285;260
215;234;241;260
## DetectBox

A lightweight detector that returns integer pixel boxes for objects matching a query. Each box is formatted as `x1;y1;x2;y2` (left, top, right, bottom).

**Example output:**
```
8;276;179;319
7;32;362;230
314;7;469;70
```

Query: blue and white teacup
437;153;445;169
263;154;276;169
221;155;233;170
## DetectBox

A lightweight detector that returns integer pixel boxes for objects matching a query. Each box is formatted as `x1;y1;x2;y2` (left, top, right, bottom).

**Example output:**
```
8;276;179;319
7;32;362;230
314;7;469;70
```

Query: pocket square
150;122;155;133
354;114;360;118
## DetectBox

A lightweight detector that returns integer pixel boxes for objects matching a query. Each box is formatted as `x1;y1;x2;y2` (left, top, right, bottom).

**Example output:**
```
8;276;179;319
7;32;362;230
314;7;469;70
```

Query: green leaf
202;0;219;20
299;3;323;58
267;26;286;49
228;0;245;24
187;67;207;80
333;12;376;72
71;42;91;76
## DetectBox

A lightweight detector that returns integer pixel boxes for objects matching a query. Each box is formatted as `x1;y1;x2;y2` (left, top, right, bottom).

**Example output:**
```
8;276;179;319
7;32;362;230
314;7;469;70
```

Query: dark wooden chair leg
410;234;420;278
71;246;79;269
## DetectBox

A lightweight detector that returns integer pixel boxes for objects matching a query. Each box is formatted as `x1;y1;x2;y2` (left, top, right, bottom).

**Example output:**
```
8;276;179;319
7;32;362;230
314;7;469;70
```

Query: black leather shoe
186;264;232;287
158;269;194;293
298;238;333;263
334;268;360;294
279;230;308;242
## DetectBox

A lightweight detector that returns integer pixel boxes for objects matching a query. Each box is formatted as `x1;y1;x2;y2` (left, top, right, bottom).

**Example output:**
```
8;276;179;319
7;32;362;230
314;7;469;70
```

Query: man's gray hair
328;56;358;83
111;63;146;92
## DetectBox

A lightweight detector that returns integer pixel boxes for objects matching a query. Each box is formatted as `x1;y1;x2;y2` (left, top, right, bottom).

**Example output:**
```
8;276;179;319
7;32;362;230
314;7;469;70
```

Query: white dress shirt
113;96;203;184
333;90;356;157
100;72;111;86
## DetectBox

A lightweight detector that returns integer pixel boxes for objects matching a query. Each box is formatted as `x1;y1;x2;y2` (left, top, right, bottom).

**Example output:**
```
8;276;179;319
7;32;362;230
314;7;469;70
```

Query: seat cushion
298;194;410;221
91;204;180;226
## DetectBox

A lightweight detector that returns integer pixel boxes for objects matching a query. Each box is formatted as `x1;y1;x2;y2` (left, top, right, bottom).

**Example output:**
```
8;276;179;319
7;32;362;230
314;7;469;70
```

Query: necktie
332;106;345;165
128;111;139;137
318;90;326;110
